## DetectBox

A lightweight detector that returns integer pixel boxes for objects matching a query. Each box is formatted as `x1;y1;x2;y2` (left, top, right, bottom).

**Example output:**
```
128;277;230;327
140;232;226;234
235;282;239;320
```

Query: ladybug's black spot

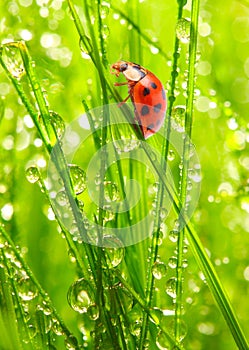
153;103;162;113
150;82;157;89
161;89;166;100
147;123;155;131
143;87;150;96
141;105;150;116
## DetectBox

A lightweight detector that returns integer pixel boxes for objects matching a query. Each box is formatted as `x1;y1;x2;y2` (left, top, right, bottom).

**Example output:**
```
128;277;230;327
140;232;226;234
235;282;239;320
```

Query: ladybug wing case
132;73;167;139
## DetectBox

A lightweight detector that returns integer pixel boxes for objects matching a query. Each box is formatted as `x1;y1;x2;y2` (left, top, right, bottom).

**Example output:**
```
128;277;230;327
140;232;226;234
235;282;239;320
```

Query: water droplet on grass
168;256;177;269
67;278;95;314
18;277;38;301
169;229;179;243
68;164;86;195
103;235;124;268
49;111;65;139
64;335;79;349
152;261;167;279
26;166;40;183
165;277;176;298
176;18;191;43
104;181;119;202
1;44;25;79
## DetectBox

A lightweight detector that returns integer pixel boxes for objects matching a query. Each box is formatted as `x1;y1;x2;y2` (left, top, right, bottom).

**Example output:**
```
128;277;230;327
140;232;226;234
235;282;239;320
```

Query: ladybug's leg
114;82;129;86
117;94;130;107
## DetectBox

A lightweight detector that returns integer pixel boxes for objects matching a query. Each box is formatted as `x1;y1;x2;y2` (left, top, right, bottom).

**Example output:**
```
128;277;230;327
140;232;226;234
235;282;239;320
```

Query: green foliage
0;0;249;349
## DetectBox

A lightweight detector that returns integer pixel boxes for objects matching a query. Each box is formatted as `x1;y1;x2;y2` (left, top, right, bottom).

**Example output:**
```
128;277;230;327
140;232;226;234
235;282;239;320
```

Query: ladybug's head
111;61;146;81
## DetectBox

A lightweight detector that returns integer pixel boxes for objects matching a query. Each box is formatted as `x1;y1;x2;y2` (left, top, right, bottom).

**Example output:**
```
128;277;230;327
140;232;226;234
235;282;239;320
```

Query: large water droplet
1;44;25;79
165;277;177;298
49;111;65;139
67;278;95;314
176;18;191;43
103;235;124;268
68;164;86;195
152;261;167;279
25;166;40;183
172;105;186;132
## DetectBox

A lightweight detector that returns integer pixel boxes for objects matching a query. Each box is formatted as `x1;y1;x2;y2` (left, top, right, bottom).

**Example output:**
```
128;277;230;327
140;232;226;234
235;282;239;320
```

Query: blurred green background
0;0;249;349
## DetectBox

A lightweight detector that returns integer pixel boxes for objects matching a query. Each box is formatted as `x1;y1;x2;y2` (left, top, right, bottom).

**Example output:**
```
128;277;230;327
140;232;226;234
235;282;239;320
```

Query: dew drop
56;190;68;206
49;111;65;139
176;18;191;44
172;105;186;132
168;256;177;269
64;335;78;350
18;277;38;301
25;166;40;183
102;25;110;39
68;164;87;195
103;235;124;268
67;278;95;314
79;36;92;59
104;181;119;202
152;261;167;279
169;229;179;243
167;149;175;161
165;277;177;298
52;319;64;336
1;44;25;79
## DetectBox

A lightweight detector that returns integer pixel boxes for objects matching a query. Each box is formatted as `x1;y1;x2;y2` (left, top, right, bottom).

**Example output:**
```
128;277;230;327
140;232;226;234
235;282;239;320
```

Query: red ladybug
111;61;167;139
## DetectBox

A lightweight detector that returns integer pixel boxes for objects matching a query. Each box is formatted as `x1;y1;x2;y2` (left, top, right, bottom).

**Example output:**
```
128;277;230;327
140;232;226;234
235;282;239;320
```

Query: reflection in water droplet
68;164;87;195
165;277;177;298
67;278;95;314
176;18;191;43
103;235;124;268
25;166;40;183
152;261;167;279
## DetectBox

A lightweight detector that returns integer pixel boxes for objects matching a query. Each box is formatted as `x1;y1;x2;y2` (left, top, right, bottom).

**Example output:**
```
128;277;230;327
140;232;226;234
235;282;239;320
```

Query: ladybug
111;60;167;139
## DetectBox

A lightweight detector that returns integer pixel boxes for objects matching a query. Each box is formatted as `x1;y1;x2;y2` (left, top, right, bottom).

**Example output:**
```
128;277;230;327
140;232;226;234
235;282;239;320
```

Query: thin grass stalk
175;0;200;342
139;1;185;346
